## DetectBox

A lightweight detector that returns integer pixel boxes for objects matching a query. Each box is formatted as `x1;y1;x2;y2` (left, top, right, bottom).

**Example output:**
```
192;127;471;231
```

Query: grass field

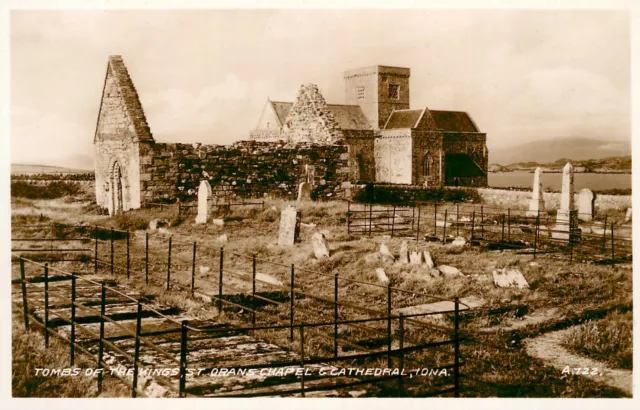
10;186;633;397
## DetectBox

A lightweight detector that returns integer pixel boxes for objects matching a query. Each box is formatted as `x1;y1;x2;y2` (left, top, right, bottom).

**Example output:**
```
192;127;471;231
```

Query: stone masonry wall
138;140;349;203
411;130;443;187
375;130;413;184
442;132;488;187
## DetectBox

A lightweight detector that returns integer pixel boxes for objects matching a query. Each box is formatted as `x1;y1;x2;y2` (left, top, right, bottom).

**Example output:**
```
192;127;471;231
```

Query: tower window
356;86;365;100
388;84;400;99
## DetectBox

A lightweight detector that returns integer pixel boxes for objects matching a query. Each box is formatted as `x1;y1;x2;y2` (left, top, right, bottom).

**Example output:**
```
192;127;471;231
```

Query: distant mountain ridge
489;138;631;165
490;155;631;173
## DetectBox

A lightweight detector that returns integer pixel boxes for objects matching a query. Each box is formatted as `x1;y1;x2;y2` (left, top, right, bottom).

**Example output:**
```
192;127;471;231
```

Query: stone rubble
375;268;389;284
492;268;529;289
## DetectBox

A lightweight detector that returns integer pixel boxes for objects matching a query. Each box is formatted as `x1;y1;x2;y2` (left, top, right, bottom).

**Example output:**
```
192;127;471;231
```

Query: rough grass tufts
561;310;633;370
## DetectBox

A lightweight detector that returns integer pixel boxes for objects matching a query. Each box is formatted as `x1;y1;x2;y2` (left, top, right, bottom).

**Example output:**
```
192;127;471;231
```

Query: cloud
11;106;92;166
142;74;275;144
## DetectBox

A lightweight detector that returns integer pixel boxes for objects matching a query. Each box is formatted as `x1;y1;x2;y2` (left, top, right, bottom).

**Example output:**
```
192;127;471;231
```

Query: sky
10;9;631;169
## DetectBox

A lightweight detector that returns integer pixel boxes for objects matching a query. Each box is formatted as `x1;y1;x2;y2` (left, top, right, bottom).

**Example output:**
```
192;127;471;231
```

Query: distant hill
490;138;631;165
11;164;92;174
507;156;631;173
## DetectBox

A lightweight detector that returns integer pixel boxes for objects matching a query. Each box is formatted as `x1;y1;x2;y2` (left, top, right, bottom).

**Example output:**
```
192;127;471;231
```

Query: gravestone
277;206;301;246
552;163;576;240
625;207;632;224
409;251;422;265
311;232;330;259
578;188;595;222
398;241;409;264
195;180;211;225
297;182;312;202
526;167;546;217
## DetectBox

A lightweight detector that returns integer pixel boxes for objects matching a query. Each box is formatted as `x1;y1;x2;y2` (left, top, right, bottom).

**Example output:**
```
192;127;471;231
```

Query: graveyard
10;164;633;397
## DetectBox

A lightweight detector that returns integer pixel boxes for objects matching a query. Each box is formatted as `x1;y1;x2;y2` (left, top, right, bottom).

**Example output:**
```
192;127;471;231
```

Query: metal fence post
442;209;448;244
252;254;257;328
347;201;351;235
387;284;392;368
398;313;405;396
334;271;339;359
20;258;29;329
299;325;306;397
44;263;49;347
534;212;539;258
611;223;615;269
369;203;373;236
110;228;114;276
415;204;421;241
126;231;131;279
501;213;506;243
470;211;475;241
179;320;188;397
507;208;511;241
480;206;484;239
290;264;295;342
132;302;142;398
145;232;149;285
601;215;608;251
433;203;438;237
167;237;172;290
70;275;76;365
569;211;574;262
94;228;98;274
454;297;460;398
456;204;460;237
412;204;415;231
218;247;224;313
97;281;106;393
391;204;397;237
191;241;197;297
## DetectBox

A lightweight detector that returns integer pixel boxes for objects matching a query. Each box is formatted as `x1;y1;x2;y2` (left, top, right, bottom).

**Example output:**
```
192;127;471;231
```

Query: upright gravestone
297;182;312;202
278;206;301;246
195;180;211;225
578;188;595;222
552;163;576;240
526;167;545;217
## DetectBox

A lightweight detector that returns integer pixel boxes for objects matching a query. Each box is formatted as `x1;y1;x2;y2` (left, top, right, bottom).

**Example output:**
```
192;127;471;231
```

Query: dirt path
524;327;632;396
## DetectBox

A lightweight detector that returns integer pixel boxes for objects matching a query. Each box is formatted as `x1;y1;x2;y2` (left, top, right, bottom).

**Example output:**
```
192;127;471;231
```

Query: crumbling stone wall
138;140;349;203
282;84;344;144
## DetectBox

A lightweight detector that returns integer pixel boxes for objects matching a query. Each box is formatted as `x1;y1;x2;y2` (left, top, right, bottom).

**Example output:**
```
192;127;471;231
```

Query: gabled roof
326;104;371;130
104;56;153;142
430;110;479;132
270;101;293;126
267;101;371;130
383;109;424;129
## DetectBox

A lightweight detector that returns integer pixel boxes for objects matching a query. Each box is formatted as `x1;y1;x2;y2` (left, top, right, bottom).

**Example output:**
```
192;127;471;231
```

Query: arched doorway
353;154;364;182
110;161;124;215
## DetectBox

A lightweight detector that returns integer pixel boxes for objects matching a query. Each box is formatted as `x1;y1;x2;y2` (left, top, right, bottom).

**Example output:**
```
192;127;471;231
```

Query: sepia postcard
1;0;637;407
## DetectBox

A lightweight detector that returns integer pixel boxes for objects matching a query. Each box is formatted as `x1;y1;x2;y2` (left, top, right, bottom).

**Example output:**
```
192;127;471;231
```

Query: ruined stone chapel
93;56;488;215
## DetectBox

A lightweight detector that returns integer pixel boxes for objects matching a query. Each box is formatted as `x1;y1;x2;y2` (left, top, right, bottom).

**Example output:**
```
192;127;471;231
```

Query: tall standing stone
526;167;545;217
578;188;595;222
552;163;576;239
195;180;211;225
278;206;301;246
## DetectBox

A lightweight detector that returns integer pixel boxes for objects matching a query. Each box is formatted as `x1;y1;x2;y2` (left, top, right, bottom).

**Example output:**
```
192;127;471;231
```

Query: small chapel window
388;84;400;100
